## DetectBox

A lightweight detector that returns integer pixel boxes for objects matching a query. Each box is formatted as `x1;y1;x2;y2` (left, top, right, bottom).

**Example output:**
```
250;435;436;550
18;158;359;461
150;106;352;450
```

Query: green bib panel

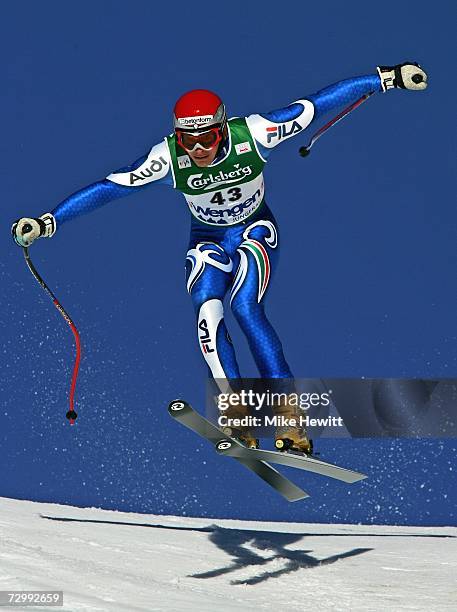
167;118;266;225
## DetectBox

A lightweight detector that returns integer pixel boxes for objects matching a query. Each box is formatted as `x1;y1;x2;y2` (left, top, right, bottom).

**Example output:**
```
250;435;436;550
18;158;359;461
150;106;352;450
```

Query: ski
168;400;309;502
215;438;367;484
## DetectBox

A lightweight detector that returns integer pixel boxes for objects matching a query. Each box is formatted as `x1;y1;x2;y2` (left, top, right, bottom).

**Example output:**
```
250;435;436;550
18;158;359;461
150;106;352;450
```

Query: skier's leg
229;219;311;453
186;242;240;380
229;219;293;378
186;241;259;447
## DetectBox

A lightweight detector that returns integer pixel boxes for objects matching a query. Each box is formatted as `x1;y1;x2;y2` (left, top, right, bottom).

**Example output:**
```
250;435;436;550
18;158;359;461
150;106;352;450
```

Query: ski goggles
176;126;223;152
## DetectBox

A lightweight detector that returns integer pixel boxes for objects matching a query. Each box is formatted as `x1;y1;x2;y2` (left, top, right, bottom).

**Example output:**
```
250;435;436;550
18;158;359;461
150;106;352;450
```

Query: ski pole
299;91;375;157
22;236;81;425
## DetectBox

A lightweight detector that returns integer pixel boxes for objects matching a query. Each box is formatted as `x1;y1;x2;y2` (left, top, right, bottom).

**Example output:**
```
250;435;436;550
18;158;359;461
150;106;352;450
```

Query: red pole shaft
24;247;81;424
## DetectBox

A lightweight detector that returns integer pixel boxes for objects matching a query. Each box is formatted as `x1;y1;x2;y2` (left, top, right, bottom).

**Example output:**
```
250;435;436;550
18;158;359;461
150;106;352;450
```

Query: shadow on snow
40;514;454;586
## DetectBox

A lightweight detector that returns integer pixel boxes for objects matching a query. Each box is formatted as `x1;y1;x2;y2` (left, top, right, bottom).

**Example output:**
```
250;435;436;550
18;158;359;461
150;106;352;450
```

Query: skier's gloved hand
377;62;428;92
11;213;56;247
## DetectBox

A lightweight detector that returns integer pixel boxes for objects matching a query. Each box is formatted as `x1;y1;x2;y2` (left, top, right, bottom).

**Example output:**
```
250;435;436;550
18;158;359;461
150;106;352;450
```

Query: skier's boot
275;428;313;454
234;430;259;449
218;396;259;449
273;395;313;455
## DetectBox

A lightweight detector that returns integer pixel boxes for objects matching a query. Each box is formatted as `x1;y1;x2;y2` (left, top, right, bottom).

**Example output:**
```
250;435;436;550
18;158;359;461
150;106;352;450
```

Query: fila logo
198;319;215;354
266;120;303;144
178;155;191;169
235;141;252;155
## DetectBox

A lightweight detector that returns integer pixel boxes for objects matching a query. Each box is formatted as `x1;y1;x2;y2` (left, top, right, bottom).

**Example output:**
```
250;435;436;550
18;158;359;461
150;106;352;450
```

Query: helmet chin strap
216;125;229;157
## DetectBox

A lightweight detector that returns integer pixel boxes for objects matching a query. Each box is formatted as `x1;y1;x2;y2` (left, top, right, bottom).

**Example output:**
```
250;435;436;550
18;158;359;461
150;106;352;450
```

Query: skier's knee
190;287;215;312
230;299;263;322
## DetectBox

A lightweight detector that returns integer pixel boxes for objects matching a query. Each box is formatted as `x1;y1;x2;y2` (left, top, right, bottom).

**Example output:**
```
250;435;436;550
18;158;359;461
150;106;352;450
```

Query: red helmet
173;89;226;132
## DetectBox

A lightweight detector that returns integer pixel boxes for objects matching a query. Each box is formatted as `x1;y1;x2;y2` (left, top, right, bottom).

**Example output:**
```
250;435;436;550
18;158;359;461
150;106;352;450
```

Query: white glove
377;62;428;92
11;213;56;247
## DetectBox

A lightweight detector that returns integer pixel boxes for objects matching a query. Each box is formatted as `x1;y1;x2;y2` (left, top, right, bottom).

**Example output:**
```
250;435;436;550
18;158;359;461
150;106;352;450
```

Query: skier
12;63;428;453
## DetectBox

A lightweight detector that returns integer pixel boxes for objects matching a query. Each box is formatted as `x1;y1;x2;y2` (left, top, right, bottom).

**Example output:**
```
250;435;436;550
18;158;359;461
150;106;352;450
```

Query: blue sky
1;0;455;524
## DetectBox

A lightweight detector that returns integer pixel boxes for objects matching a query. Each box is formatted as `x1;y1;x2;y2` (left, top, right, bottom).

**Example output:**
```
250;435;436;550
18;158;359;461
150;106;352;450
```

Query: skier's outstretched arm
12;140;173;248
246;62;428;158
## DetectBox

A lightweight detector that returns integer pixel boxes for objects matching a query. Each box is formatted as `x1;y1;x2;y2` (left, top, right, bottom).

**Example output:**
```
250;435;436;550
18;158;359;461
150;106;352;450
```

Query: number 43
210;187;242;205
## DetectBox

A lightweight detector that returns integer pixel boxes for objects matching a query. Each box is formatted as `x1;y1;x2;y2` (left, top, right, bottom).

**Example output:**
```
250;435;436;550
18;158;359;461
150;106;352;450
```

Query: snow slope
0;497;455;612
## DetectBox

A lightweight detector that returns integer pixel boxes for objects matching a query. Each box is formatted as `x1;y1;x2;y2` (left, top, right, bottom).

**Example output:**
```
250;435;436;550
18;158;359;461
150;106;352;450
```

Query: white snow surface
0;496;455;612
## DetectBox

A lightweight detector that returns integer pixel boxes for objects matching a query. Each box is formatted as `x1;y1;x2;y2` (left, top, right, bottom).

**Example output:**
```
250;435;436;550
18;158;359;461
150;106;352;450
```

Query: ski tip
168;399;191;415
341;472;368;484
291;491;311;501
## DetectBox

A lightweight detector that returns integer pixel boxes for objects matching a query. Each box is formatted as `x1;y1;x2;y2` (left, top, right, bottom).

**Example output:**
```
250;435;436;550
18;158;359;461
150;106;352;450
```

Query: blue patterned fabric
256;74;381;159
308;74;381;119
186;206;293;378
53;180;137;224
52;154;172;225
